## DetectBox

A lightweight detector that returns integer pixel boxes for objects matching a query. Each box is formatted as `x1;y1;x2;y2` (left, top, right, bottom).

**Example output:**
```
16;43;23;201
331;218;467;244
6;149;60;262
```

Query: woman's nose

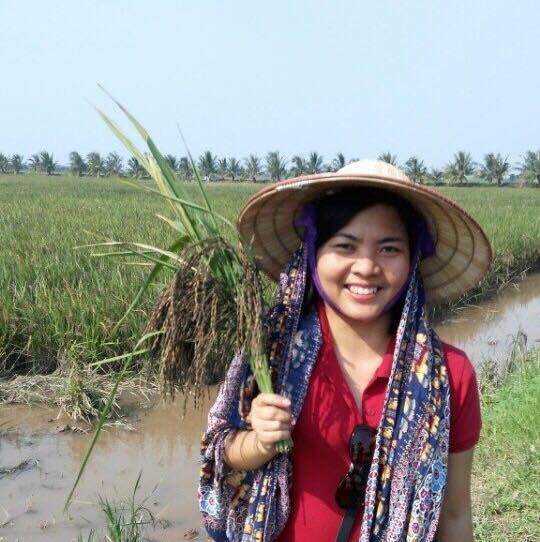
350;255;380;276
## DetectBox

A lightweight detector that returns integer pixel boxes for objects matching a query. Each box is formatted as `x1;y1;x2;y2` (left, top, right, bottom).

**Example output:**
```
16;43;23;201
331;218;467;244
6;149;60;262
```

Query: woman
199;160;491;542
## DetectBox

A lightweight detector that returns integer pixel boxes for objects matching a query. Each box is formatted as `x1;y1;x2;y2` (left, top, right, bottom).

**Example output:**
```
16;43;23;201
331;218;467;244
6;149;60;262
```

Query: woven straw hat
237;160;492;303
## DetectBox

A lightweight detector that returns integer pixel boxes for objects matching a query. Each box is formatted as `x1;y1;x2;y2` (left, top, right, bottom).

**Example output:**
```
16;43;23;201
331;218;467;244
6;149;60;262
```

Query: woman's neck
323;303;392;363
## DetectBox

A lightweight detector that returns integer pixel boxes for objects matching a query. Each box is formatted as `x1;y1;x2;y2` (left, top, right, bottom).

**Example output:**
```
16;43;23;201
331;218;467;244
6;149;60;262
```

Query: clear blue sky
1;0;539;168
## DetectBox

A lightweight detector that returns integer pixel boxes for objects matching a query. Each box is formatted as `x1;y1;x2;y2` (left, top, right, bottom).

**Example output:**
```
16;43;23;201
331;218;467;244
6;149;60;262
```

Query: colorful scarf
199;243;450;541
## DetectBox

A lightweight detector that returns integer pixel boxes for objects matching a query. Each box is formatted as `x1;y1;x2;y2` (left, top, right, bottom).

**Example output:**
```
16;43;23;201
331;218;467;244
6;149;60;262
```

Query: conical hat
237;160;492;303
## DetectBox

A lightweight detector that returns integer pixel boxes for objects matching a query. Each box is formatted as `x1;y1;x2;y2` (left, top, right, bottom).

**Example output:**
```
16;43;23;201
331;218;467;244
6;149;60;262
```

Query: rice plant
78;473;155;542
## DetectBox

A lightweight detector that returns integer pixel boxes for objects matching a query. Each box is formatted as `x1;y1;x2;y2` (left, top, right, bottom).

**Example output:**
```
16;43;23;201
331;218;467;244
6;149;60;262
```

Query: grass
0;174;538;378
473;347;540;541
77;473;157;542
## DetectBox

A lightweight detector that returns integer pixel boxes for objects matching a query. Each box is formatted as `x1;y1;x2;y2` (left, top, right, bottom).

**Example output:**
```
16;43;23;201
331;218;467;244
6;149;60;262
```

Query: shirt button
367;408;375;416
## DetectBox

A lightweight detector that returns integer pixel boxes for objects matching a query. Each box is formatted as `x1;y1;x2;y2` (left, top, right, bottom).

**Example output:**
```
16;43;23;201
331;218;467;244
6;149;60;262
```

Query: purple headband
295;202;435;317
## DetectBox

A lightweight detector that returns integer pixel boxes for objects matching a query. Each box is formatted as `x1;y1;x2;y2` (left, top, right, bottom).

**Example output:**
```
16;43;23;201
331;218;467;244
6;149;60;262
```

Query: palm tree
104;152;124;177
518;150;540;185
378;152;398;166
217;157;228;179
307;152;324;174
329;153;346;172
428;167;444;184
178;156;192;181
265;151;288;181
69;151;86;177
445;151;475;185
164;154;178;171
226;158;242;181
198;151;218;179
28;153;41;172
403;156;427;184
39;151;58;175
0;153;9;173
290;154;308;177
244;154;262;182
10;154;24;174
86;152;104;177
479;153;510;185
127;156;144;178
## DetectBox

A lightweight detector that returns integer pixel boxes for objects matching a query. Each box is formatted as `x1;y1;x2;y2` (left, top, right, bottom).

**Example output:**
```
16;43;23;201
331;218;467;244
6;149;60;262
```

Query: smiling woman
199;160;491;542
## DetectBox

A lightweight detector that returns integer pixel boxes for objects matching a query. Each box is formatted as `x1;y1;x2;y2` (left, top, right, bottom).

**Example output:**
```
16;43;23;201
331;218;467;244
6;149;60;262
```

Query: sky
1;0;539;168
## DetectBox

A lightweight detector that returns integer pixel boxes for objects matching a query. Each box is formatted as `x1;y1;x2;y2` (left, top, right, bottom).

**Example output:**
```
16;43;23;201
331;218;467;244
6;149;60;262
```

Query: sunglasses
335;424;377;510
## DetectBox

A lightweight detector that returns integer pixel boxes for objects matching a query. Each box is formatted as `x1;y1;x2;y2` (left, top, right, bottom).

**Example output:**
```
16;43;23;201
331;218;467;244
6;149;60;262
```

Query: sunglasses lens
335;469;368;509
335;425;376;510
350;426;376;467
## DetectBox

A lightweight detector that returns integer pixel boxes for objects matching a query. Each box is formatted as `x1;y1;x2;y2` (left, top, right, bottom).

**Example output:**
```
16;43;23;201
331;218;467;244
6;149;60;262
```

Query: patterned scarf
199;243;450;542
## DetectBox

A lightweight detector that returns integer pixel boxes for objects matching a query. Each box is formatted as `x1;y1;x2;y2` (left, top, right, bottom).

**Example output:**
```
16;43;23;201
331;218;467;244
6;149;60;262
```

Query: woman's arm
224;393;292;470
436;449;475;542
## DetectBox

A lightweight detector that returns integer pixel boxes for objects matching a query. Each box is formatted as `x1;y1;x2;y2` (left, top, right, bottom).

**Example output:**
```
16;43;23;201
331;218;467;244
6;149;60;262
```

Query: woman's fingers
249;393;293;446
253;393;291;409
254;405;292;423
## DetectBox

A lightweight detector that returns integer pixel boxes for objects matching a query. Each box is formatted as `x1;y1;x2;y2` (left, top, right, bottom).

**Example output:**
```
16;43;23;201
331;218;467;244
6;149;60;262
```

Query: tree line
0;149;539;186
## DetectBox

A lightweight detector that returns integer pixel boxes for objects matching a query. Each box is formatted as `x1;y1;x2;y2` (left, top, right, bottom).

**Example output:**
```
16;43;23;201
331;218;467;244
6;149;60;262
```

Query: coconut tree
378;152;398;166
86;152;104;177
127;156;144;178
244;154;262;182
403;156;427;184
198;151;218;179
10;154;24;174
28;153;41;172
104;152;124;177
290;154;308;177
479;153;510;185
226;158;242;182
178;156;192;181
0;153;9;173
445;151;475;185
39;151;58;175
217;157;228;179
265;151;288;181
518;150;540;185
428;168;444;184
306;151;324;174
164;154;178;171
329;153;346;172
69;151;86;177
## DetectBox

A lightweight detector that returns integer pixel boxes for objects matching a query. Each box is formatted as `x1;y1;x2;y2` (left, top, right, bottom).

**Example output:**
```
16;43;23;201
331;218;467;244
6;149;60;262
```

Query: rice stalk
65;90;285;511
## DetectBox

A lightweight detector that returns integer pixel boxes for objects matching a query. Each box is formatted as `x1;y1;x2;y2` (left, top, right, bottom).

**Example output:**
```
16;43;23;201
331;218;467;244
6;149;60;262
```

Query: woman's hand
248;393;293;453
223;393;293;470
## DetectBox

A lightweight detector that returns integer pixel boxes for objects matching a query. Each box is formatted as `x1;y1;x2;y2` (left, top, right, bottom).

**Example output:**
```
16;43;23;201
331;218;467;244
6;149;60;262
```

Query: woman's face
316;204;411;326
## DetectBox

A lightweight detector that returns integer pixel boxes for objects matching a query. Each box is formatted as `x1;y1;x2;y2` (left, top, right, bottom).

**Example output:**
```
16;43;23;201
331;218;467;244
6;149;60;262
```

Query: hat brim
237;173;492;303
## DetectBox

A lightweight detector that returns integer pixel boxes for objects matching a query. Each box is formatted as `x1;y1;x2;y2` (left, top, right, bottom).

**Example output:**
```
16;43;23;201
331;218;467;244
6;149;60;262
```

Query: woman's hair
302;187;425;328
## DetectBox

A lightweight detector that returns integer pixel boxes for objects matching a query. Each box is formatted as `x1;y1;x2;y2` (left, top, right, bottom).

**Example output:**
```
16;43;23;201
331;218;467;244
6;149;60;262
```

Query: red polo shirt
277;305;481;541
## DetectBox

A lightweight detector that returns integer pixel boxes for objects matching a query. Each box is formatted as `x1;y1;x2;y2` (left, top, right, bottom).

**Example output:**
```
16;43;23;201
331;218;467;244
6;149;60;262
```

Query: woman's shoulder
439;340;478;389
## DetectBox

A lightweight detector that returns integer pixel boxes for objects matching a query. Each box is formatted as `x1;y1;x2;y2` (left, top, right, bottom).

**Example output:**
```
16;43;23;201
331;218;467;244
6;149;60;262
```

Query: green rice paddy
1;174;538;375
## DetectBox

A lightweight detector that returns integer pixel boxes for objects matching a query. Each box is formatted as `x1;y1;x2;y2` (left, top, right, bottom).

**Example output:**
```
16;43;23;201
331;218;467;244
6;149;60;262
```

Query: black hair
302;187;424;329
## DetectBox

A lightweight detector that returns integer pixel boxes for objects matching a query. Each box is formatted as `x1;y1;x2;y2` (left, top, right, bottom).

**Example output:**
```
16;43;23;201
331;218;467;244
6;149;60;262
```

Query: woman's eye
381;245;400;254
334;243;354;251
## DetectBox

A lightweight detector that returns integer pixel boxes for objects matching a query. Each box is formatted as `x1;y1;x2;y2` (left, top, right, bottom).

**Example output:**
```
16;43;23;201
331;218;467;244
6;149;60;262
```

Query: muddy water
0;396;215;541
436;273;540;366
1;274;539;541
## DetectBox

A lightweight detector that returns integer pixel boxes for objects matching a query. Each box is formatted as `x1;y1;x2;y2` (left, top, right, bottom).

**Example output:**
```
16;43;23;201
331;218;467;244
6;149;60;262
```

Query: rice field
1;174;539;376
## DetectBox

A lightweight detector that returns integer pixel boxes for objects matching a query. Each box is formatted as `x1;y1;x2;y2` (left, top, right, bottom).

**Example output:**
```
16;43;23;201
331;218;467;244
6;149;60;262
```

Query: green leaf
111;236;189;335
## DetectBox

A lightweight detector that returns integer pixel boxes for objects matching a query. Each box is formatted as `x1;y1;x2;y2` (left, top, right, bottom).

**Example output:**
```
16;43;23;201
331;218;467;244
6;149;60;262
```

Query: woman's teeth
348;285;379;295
